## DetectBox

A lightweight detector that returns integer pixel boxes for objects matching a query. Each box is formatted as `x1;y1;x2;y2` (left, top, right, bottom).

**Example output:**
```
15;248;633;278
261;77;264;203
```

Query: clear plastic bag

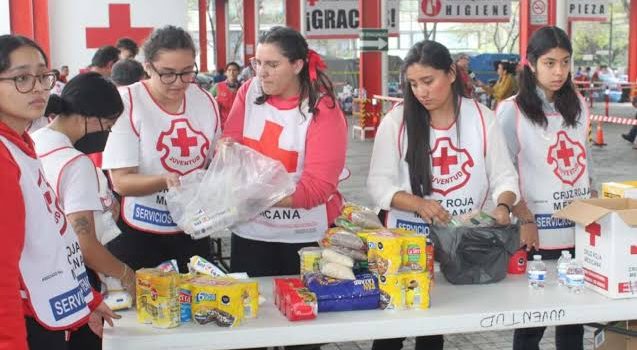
166;139;296;239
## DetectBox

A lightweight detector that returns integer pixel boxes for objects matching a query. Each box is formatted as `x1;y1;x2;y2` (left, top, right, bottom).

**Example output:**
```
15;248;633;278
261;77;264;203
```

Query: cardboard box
602;181;637;199
595;321;637;350
554;199;637;299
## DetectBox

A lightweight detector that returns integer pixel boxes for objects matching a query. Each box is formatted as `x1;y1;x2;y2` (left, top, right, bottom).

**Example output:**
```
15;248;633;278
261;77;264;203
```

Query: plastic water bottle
565;260;585;294
556;251;572;286
527;255;546;289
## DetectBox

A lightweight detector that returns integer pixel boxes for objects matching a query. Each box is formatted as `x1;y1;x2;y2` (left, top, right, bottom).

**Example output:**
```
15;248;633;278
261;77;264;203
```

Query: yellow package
214;284;244;327
390;227;417;236
150;271;180;329
401;235;427;272
238;280;259;319
401;271;431;310
191;282;219;325
299;247;322;275
367;234;402;275
135;268;159;324
377;274;404;310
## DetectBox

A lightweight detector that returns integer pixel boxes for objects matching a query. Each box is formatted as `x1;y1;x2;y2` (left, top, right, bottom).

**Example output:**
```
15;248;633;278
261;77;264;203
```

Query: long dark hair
516;26;581;128
255;26;336;117
46;72;124;119
0;35;48;74
402;40;467;197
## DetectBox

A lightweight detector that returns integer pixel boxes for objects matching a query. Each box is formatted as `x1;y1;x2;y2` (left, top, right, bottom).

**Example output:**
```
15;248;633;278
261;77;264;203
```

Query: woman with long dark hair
367;40;520;350
498;26;592;350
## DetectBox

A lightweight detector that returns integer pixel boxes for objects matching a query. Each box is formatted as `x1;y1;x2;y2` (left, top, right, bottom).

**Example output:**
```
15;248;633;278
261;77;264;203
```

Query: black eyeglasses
0;72;57;93
149;62;198;85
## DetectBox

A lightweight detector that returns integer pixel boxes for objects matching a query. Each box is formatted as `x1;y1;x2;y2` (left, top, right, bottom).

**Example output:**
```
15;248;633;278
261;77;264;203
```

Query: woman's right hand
416;199;451;225
120;266;136;303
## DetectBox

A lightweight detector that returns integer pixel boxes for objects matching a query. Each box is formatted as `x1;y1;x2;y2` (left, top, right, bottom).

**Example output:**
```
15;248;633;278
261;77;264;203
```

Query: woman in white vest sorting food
498;26;593;350
0;35;118;350
32;73;135;349
367;40;521;350
102;26;221;272
223;26;347;278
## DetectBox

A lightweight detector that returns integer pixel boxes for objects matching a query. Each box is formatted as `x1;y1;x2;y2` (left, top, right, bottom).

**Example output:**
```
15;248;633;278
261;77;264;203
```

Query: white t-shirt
32;127;102;215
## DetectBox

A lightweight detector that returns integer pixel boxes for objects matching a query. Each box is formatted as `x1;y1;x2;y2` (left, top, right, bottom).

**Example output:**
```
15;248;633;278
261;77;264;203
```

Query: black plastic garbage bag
429;225;520;285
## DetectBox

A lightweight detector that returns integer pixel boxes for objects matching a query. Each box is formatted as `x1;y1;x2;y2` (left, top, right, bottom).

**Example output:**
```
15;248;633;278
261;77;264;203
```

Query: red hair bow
307;49;327;82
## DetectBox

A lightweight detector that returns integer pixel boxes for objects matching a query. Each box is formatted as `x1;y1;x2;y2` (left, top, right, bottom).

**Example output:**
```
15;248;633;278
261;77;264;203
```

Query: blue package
304;273;380;312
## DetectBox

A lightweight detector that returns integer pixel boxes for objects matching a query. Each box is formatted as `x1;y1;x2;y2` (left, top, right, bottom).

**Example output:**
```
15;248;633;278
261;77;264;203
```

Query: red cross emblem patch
156;119;210;175
430;137;474;196
244;120;299;173
546;131;586;186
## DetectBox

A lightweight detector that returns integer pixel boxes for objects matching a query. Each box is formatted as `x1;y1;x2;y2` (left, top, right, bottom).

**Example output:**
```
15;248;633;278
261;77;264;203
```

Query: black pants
68;323;101;350
230;233;317;276
231;234;321;350
513;248;583;350
372;335;444;350
26;317;68;350
513;325;584;350
107;220;213;272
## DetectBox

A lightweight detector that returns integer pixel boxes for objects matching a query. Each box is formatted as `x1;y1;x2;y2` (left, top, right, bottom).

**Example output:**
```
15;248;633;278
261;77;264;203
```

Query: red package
426;239;435;281
273;278;317;321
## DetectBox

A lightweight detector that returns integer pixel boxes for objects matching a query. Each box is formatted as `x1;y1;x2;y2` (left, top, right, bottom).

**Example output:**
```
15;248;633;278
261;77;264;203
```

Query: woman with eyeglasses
102;26;221;272
223;26;347;285
31;72;132;349
0;34;118;350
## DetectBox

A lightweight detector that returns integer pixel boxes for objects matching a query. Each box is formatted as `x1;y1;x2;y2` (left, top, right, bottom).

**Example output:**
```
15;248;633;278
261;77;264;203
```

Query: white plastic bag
167;139;296;239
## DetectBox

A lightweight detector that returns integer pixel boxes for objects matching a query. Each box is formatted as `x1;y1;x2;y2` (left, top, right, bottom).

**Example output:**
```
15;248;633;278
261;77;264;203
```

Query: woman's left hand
491;206;511;225
88;302;121;337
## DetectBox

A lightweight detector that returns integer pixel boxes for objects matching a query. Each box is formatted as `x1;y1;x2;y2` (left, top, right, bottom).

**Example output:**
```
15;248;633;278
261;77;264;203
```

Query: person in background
102;25;221;272
33;72;132;350
111;58;146;87
621;96;637;149
497;26;593;350
88;46;120;78
0;33;118;350
50;69;65;95
455;53;474;97
367;40;519;350
116;37;139;60
477;60;518;108
238;62;255;83
211;67;226;83
59;65;69;83
210;61;241;128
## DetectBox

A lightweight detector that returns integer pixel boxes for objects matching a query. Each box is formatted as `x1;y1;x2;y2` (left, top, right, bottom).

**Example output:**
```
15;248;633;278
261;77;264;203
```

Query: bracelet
497;203;512;214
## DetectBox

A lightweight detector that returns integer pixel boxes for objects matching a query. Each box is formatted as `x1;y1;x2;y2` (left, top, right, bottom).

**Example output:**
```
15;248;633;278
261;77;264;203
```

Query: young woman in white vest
102;26;221;272
497;26;593;350
32;72;135;349
210;61;241;129
0;35;118;350
367;40;521;350
223;26;347;277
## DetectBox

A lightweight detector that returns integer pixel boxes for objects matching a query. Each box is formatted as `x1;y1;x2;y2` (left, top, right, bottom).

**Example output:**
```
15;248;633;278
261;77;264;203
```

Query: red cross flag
48;0;187;74
418;0;512;23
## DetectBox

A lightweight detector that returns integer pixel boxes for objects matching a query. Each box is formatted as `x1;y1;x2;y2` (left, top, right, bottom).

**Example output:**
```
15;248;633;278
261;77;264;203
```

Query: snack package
191;280;219;325
273;278;304;310
341;203;383;229
178;278;193;323
377;274;404;310
136;268;159;324
273;278;317;321
329;245;368;261
104;291;133;311
426;238;435;281
322;228;366;251
298;247;323;275
322;248;354;268
304;273;380;312
150;271;180;329
189;255;226;277
401;235;427;272
319;261;356;280
401;271;431;310
237;280;259;319
156;259;180;273
214;284;244;327
334;217;362;233
367;234;403;275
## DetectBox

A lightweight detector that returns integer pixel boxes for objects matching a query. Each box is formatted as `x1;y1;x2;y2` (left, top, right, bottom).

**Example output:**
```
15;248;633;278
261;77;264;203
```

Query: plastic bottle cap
533;255;542;260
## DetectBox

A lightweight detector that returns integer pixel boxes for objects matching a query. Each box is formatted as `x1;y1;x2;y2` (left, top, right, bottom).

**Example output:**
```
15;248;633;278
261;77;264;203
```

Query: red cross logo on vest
547;130;586;186
244;120;299;173
156;119;210;176
421;0;442;17
430;137;474;196
37;170;67;235
85;4;153;49
585;222;601;246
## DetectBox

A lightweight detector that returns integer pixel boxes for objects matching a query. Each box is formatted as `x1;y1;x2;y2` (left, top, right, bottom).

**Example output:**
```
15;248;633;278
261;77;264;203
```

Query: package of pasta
401;271;431;310
367;234;403;275
304;273;380;312
322;227;366;251
341;203;383;229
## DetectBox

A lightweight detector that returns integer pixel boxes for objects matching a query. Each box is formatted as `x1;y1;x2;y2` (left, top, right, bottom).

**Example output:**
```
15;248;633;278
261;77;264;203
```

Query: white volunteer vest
233;78;328;243
386;98;489;234
0;136;93;330
514;101;590;249
122;82;220;234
